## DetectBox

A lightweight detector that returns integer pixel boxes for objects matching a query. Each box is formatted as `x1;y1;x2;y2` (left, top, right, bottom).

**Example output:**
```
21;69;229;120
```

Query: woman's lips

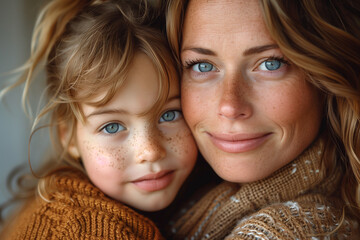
208;132;271;153
132;170;174;192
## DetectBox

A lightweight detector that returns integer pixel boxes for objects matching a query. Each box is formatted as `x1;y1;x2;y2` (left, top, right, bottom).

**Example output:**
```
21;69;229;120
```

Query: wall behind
0;0;45;210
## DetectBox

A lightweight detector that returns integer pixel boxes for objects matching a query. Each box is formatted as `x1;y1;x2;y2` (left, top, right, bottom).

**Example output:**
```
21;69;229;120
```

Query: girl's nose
218;74;253;120
135;134;166;164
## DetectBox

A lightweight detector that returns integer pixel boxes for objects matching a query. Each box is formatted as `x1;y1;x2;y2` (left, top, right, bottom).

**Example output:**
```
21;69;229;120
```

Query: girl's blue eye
259;59;283;71
192;62;214;72
159;110;181;123
102;123;125;134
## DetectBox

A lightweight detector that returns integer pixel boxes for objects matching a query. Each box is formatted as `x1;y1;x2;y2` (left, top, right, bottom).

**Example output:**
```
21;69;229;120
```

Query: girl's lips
132;170;174;192
208;132;271;153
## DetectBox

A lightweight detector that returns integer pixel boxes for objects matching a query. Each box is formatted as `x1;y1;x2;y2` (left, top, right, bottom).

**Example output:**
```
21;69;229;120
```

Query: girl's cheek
113;146;127;170
81;140;128;170
96;155;109;167
167;127;197;158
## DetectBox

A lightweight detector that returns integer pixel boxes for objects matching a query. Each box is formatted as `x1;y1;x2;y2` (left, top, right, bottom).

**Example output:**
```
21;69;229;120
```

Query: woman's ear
58;123;80;159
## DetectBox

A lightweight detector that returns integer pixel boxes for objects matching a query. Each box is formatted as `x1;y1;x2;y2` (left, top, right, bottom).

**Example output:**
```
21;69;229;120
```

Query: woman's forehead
184;0;265;36
182;0;273;54
185;0;262;23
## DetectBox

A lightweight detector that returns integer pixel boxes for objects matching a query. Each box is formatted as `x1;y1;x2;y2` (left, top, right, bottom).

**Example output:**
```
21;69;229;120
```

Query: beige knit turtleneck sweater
1;170;164;240
169;140;359;239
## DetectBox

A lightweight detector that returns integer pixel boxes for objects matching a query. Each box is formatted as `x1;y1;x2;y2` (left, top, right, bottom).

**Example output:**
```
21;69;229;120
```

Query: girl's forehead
80;53;178;118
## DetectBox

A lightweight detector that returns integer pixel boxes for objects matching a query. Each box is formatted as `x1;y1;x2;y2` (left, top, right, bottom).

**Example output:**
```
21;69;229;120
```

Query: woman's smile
207;132;272;153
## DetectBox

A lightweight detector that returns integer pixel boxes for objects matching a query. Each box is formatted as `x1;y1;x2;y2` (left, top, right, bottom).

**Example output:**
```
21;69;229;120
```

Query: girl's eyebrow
181;44;278;57
167;94;180;102
86;95;180;119
181;47;216;56
86;109;128;118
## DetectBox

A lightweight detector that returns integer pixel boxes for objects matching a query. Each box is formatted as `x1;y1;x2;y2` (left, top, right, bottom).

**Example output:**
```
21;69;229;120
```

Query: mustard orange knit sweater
169;140;360;239
1;170;164;240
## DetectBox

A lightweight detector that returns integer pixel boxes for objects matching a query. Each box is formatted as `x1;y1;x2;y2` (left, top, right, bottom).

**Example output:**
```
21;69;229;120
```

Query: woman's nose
218;75;253;120
135;133;166;164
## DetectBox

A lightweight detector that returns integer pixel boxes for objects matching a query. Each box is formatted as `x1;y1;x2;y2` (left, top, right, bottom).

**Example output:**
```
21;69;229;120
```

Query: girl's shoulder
2;168;164;240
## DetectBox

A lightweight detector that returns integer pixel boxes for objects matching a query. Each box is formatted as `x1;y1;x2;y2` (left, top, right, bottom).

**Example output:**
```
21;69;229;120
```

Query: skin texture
181;0;323;183
70;53;197;211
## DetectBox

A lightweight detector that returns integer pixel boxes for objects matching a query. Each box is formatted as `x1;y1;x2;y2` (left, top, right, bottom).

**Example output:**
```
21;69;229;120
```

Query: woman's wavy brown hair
259;0;360;220
166;0;360;219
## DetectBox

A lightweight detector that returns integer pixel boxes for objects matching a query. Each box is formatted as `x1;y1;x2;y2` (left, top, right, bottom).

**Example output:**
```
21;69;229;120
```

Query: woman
166;0;360;239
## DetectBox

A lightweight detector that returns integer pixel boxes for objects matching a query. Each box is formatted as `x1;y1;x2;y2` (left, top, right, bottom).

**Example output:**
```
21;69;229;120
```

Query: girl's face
72;53;197;211
180;0;323;183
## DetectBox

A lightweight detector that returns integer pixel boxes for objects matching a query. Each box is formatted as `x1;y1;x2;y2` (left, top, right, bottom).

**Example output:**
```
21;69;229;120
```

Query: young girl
0;0;198;239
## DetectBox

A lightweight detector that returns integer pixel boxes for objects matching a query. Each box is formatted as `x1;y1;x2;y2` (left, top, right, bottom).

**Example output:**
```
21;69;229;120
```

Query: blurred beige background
0;0;46;206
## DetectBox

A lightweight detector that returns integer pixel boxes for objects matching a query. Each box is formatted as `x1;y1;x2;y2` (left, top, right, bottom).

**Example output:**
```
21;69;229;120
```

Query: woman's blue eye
259;59;283;71
192;62;214;72
159;110;181;123
102;123;125;134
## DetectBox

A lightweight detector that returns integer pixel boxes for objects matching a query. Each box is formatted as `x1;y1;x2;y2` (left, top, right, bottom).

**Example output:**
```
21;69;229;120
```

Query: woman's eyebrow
181;47;216;56
243;44;278;56
182;44;278;57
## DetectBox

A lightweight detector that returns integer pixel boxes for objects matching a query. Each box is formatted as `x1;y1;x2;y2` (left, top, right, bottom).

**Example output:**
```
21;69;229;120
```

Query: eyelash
184;56;289;67
159;109;183;123
99;122;125;135
97;109;182;134
183;59;213;69
264;56;289;65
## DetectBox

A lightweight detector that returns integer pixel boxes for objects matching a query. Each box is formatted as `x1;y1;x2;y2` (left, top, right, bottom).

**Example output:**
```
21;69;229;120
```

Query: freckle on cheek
84;140;91;151
114;147;126;170
99;146;127;170
84;139;127;170
169;132;190;157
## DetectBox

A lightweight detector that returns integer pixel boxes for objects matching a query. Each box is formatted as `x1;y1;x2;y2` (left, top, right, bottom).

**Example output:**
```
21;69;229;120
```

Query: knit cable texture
2;170;164;240
170;140;359;239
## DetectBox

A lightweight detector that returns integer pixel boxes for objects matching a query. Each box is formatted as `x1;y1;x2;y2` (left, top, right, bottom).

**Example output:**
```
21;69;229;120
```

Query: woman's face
181;0;323;183
72;53;197;211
